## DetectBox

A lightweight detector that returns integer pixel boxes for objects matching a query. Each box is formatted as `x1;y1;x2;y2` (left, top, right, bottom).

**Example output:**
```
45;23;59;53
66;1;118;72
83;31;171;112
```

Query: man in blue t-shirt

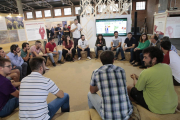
0;58;19;117
119;32;136;62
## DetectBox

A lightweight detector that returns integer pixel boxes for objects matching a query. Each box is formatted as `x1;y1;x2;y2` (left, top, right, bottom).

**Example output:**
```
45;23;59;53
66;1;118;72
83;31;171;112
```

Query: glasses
4;65;12;68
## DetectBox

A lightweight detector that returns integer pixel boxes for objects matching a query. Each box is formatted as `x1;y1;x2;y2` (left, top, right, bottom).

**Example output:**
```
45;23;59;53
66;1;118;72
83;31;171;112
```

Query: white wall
80;14;131;48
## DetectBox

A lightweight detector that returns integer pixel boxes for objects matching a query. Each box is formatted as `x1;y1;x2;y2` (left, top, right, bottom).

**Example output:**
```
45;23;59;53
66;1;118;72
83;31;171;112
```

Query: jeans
133;50;143;64
88;92;102;118
94;46;107;57
25;59;32;75
73;38;80;49
0;97;19;117
109;46;121;58
62;48;76;59
58;34;62;45
77;48;90;57
140;53;144;66
43;56;48;65
48;93;70;120
47;50;62;63
119;48;134;62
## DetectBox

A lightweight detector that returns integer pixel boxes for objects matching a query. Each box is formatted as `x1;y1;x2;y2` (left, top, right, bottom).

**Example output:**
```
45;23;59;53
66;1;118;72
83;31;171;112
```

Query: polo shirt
45;42;56;53
71;23;82;38
0;74;16;111
30;45;42;57
111;36;122;46
124;37;135;47
135;63;178;114
19;72;60;120
21;49;31;58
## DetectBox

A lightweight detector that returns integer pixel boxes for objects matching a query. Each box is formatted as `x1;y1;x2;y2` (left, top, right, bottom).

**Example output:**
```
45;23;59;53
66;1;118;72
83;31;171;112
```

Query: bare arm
127;44;135;49
63;45;69;51
111;42;113;47
117;42;121;48
122;43;126;49
22;52;30;61
90;86;99;94
78;45;82;49
71;26;78;32
55;90;64;98
11;90;19;98
32;51;44;57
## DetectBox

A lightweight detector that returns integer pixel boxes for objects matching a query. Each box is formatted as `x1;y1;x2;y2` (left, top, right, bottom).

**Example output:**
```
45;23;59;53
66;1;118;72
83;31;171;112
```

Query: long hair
97;34;104;42
64;35;71;45
140;33;148;43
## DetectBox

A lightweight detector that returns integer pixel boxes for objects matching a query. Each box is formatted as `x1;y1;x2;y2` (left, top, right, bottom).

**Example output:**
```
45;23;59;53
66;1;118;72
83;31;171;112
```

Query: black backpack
66;54;73;61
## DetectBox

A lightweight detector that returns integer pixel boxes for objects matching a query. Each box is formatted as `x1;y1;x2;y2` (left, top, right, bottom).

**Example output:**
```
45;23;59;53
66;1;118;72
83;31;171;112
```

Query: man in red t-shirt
45;37;63;66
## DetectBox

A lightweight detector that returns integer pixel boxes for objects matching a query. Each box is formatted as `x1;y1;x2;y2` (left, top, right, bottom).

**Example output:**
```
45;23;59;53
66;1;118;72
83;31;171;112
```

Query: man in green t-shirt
127;46;178;114
21;42;32;75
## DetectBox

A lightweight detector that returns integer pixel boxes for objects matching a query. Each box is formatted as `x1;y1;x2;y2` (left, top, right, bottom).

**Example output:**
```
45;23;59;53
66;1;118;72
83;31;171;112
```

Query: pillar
16;0;23;14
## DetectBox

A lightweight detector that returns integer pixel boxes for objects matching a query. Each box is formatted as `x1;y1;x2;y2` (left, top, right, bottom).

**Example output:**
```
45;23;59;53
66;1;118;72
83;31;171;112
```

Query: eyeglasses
4;65;12;68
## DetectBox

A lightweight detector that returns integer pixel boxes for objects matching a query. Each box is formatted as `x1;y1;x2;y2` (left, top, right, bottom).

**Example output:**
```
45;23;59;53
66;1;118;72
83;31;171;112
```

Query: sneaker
87;57;91;60
114;57;118;60
58;60;64;64
78;57;81;60
45;66;49;70
52;62;56;66
139;66;147;69
120;58;125;61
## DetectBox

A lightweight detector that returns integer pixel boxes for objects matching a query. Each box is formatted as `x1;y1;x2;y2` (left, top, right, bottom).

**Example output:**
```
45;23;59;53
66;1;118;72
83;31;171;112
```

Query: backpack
66;54;73;61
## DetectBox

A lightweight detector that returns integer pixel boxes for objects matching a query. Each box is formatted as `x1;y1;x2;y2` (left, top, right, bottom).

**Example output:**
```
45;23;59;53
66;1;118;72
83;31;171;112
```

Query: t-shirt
63;27;69;36
21;49;31;59
19;72;60;120
0;74;16;111
169;51;180;83
30;45;43;57
78;39;89;49
63;41;73;49
124;37;135;47
45;42;56;53
135;63;178;114
55;27;61;35
111;36;122;46
71;23;82;38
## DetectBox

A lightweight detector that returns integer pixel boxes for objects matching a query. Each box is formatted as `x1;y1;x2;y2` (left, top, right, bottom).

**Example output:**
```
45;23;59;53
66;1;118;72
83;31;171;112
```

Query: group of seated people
0;31;179;119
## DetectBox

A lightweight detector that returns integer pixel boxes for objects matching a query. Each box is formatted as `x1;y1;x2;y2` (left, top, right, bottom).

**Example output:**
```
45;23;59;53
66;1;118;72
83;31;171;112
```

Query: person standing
63;24;70;36
71;19;83;49
55;24;62;46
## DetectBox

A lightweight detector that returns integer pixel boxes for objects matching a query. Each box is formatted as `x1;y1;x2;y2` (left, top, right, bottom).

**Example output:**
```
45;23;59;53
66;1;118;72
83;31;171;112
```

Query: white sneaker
87;57;91;60
78;57;81;60
45;66;49;70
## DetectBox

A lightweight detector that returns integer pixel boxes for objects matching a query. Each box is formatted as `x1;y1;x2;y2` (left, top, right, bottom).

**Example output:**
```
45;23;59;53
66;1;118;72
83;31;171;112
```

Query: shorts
130;87;149;110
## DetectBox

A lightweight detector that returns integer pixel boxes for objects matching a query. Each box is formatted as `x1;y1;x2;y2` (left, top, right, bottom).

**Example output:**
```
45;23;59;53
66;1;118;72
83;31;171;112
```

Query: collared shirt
171;44;177;53
19;72;60;120
7;52;24;66
21;49;31;59
90;64;133;120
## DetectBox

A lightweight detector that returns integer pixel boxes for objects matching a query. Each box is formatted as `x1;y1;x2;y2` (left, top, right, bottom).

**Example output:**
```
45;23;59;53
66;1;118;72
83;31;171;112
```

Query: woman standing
62;35;76;61
131;33;150;66
94;34;107;58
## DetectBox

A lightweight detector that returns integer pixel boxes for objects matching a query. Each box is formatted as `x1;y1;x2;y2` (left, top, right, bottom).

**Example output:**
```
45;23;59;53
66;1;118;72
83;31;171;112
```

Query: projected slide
96;18;127;36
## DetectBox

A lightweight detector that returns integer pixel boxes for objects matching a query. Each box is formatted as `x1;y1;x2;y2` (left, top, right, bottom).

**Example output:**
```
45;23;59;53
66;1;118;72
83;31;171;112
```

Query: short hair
0;47;2;50
114;31;118;34
143;46;164;64
49;37;54;41
160;41;171;50
153;34;158;41
35;40;41;45
127;32;132;35
64;24;67;26
22;42;29;49
29;57;46;71
57;24;60;26
100;51;114;65
74;19;78;21
81;35;84;38
161;36;170;42
0;58;11;67
10;44;19;53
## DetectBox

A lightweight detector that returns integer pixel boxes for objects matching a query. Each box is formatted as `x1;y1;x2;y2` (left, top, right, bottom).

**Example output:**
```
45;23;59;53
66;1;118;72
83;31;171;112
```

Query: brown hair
29;57;46;71
140;33;148;43
0;58;11;67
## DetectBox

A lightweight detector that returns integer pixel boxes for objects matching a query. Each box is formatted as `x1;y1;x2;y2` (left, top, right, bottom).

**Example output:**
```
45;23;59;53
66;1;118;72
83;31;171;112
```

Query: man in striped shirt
19;57;69;120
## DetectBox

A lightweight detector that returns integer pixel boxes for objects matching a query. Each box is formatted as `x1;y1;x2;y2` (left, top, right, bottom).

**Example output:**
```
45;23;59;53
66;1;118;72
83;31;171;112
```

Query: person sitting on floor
7;44;27;79
30;40;49;70
139;34;160;69
160;36;177;53
77;35;91;60
21;42;32;75
45;37;63;66
88;50;133;120
94;34;107;59
119;32;136;61
109;31;122;60
0;58;19;117
0;47;20;82
19;57;70;120
127;46;178;114
161;41;180;86
131;33;150;66
62;35;76;61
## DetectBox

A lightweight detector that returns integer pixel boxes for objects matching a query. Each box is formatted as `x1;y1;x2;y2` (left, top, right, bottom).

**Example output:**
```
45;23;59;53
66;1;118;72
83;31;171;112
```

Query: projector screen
96;18;127;36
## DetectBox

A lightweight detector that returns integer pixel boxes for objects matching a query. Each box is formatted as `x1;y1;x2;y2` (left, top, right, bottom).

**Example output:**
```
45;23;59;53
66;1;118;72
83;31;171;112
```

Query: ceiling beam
0;4;17;12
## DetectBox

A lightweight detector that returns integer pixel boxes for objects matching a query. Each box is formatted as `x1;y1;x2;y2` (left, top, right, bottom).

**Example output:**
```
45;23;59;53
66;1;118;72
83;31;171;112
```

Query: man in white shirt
19;57;70;120
109;31;122;60
161;41;180;86
70;19;83;49
77;35;91;60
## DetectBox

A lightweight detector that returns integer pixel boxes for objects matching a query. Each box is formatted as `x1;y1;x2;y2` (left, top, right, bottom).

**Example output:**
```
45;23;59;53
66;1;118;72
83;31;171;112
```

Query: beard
42;67;46;75
145;60;152;67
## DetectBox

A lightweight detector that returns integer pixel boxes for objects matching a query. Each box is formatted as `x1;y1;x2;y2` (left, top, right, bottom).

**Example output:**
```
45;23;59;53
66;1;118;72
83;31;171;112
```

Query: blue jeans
47;50;62;63
0;97;19;117
48;93;70;120
94;46;107;57
140;53;144;66
119;48;134;62
109;46;121;58
88;92;102;118
58;34;62;45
